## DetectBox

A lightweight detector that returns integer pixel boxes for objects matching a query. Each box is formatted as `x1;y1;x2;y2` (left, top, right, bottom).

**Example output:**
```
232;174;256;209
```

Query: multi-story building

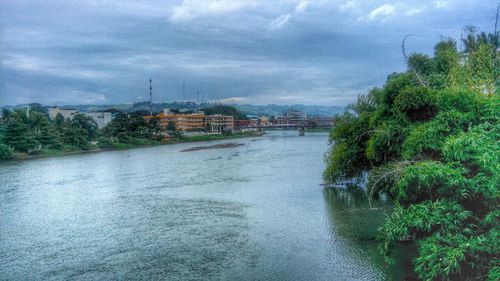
308;116;334;128
234;119;258;128
176;112;206;131
282;109;305;125
48;107;78;120
145;109;235;133
84;112;113;129
205;114;234;133
146;110;205;131
234;120;252;128
258;116;270;126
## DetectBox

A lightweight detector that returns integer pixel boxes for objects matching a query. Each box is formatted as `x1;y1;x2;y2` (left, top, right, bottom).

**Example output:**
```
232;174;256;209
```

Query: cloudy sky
0;0;497;106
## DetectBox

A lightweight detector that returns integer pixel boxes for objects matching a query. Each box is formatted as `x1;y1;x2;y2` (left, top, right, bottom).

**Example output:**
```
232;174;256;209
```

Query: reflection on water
323;186;391;241
323;186;415;281
0;131;409;280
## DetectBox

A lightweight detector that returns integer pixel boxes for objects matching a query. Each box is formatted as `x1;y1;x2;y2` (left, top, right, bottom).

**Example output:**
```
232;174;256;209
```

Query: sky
0;0;497;106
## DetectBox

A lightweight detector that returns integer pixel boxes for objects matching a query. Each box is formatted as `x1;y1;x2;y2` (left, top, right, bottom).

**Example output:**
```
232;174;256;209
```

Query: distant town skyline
1;0;497;106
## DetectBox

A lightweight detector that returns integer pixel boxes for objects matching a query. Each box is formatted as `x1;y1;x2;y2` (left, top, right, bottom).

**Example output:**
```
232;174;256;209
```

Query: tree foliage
0;109;101;156
201;105;248;120
0;143;14;160
101;112;159;144
324;29;499;280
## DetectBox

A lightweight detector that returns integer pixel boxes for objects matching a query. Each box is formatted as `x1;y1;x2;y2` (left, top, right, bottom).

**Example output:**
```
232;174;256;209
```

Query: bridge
236;123;331;136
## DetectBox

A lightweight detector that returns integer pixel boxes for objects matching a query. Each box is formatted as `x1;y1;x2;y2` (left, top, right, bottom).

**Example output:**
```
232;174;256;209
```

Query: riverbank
4;131;262;162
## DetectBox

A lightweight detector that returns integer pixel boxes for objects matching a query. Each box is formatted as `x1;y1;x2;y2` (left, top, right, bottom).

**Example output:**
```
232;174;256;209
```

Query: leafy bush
401;110;477;159
366;120;408;162
393;87;437;122
324;33;499;280
96;136;114;148
0;143;14;160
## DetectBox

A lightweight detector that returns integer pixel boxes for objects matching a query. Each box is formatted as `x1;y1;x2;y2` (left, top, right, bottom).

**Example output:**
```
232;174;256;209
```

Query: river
0;131;408;280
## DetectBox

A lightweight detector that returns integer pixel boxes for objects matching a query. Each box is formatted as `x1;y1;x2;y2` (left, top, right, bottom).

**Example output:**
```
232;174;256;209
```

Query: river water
0;131;407;280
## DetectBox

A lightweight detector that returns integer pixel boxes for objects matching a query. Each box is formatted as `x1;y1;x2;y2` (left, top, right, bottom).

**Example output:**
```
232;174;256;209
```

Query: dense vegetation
100;112;161;145
0;105;165;160
324;28;499;280
201;105;248;119
0;105;251;160
0;106;99;159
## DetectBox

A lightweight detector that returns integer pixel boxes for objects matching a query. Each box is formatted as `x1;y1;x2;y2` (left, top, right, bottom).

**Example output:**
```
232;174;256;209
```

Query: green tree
55;114;97;149
70;114;98;140
4;114;40;153
167;121;176;131
102;113;154;144
54;113;65;127
28;111;62;148
324;35;499;280
146;117;161;139
201;105;248;120
0;143;14;160
2;109;13;122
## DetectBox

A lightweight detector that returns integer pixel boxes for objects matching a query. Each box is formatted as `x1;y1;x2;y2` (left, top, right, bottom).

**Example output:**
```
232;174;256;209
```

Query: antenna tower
149;78;153;115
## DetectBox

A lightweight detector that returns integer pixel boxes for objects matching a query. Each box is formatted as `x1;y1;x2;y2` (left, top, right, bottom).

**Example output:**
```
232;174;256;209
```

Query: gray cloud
0;0;497;106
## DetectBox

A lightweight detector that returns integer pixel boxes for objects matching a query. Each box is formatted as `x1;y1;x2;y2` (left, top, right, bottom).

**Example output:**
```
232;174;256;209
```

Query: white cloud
406;7;425;16
365;4;396;21
339;0;357;13
85;0;168;18
277;95;303;101
3;54;113;80
59;90;107;104
1;0;495;106
433;1;448;8
169;0;256;22
3;84;107;105
267;0;312;30
295;0;309;13
269;14;291;30
216;96;248;103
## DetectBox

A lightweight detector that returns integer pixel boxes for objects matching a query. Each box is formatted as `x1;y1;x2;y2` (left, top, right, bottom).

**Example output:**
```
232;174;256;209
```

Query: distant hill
231;104;344;117
2;102;344;117
201;105;248;120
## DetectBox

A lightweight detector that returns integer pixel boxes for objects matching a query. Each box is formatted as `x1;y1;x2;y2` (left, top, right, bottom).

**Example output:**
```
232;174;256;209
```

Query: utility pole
149;78;153;116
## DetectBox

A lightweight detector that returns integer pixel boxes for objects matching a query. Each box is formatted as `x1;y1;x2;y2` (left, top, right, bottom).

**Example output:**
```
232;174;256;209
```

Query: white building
48;107;78;120
282;109;306;125
84;112;113;128
204;114;234;133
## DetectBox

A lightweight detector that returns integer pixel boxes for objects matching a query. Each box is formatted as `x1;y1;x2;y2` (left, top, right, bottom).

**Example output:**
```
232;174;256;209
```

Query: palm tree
1;109;12;122
462;26;498;54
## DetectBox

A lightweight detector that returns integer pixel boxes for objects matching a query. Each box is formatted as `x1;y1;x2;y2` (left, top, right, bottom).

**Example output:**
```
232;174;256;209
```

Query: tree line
0;105;249;160
0;108;163;160
324;27;498;280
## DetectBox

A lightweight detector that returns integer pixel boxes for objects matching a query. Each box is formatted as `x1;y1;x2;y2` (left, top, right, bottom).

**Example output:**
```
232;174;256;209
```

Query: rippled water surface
0;131;406;280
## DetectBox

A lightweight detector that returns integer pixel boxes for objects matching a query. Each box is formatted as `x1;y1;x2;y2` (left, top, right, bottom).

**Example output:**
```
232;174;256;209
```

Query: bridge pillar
299;126;305;136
